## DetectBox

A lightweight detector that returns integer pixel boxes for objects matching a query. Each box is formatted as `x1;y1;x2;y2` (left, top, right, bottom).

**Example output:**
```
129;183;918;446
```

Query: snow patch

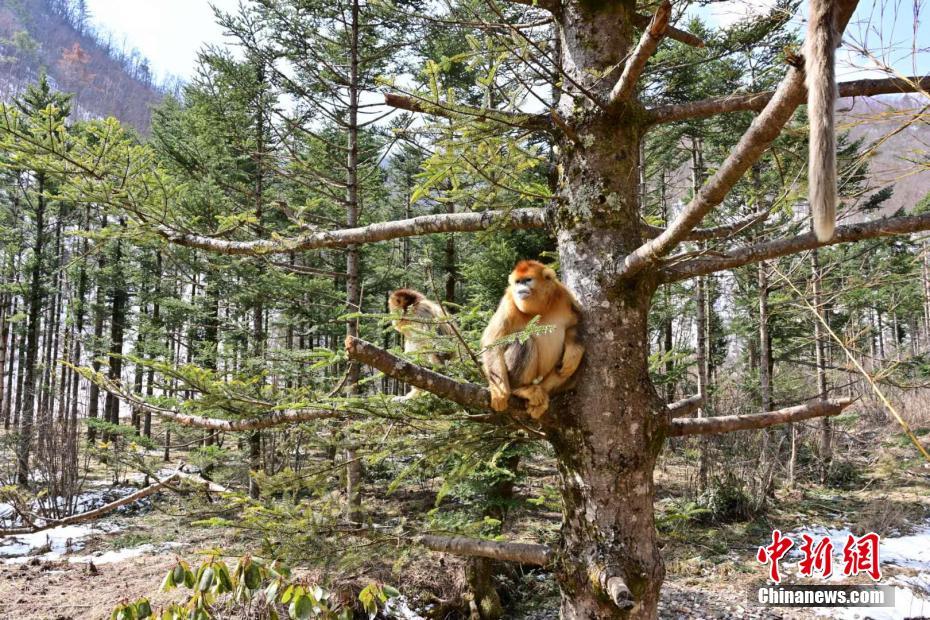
67;542;184;565
0;522;120;562
383;595;426;620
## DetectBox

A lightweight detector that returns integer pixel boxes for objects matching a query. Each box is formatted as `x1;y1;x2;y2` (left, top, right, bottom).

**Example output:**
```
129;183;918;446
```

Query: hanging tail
806;0;839;242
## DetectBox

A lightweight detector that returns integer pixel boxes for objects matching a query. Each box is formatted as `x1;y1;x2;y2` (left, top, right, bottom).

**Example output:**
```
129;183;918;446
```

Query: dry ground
0;422;927;619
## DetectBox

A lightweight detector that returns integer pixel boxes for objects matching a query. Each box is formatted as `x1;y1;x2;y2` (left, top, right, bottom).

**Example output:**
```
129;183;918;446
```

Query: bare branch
609;1;671;105
616;0;858;279
1;469;183;535
667;394;703;418
641;210;769;241
668;398;853;436
158;208;547;256
417;534;553;566
648;75;930;125
345;336;528;415
663;212;930;282
505;0;558;13
384;93;553;132
632;13;704;48
95;375;345;430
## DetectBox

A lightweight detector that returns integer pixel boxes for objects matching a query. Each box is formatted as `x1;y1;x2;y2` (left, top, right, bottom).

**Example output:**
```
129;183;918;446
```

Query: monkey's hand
489;385;510;412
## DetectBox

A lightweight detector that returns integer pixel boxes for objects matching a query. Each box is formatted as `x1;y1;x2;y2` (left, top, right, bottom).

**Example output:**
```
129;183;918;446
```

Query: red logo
798;534;834;578
756;531;881;583
757;529;794;583
841;533;882;581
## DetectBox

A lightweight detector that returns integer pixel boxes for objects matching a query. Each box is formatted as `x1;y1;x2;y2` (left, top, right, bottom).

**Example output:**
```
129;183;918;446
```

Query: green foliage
656;499;712;534
696;473;763;524
114;556;399;620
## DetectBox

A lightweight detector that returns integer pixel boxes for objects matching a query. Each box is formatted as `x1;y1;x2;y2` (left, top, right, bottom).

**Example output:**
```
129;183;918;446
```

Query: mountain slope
0;0;164;132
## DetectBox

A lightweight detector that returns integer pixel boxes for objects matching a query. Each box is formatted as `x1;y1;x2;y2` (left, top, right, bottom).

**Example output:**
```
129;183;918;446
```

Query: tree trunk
546;8;666;608
144;251;161;439
104;231;127;433
17;172;47;486
87;215;108;442
692;143;709;489
811;248;831;478
343;0;363;523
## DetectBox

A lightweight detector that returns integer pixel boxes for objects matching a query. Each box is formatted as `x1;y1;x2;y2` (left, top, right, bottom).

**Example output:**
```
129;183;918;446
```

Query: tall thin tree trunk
17;172;47;486
87;215;108;442
144;251;161;439
104;228;127;434
343;0;363;523
811;248;831;479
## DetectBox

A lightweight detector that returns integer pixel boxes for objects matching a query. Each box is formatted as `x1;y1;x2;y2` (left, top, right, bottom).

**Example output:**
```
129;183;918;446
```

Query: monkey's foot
513;386;549;419
490;391;510;412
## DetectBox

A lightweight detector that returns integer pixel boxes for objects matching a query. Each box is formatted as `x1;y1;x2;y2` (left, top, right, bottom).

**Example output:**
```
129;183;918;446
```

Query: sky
84;0;928;85
84;0;241;82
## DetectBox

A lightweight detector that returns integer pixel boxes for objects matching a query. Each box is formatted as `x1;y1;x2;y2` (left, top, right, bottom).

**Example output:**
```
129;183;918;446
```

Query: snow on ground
384;595;427;620
67;541;184;565
0;522;119;561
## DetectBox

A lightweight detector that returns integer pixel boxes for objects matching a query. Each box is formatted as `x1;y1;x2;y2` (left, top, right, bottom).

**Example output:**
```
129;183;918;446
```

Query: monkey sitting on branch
388;288;456;400
480;260;584;420
807;0;839;241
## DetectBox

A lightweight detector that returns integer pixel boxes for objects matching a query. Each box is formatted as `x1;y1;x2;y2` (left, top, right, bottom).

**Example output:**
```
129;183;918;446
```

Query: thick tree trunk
547;6;665;608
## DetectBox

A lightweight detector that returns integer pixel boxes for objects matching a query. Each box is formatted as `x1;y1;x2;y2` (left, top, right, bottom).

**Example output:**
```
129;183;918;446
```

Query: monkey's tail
806;0;838;242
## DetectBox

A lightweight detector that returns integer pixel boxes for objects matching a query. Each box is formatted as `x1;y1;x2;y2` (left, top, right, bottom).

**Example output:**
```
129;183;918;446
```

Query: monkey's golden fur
480;260;584;419
389;288;454;399
806;0;839;242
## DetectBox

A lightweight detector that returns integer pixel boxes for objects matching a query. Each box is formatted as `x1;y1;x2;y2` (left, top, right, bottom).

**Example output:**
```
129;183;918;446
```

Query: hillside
0;0;165;132
843;93;930;214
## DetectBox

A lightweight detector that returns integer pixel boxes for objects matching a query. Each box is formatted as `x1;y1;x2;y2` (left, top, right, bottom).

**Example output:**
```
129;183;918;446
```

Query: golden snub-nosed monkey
480;260;584;419
389;288;454;400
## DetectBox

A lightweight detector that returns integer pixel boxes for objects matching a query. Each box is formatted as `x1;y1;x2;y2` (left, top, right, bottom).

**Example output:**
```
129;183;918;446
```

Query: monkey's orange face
509;261;555;314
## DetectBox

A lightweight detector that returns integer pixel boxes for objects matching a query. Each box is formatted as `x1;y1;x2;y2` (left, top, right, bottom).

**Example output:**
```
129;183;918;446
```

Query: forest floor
0;421;928;619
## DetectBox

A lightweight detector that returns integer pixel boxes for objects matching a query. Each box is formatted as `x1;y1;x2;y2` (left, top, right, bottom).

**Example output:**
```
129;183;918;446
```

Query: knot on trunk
589;564;635;611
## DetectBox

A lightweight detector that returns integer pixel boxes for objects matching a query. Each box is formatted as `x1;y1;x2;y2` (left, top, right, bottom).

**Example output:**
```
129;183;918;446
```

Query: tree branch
609;1;671;105
667;394;703;418
384;93;553;132
662;212;930;282
345;336;528;415
505;0;558;13
158;208;547;256
632;13;704;48
668;398;853;436
648;75;930;125
641;210;769;241
95;374;345;430
614;0;858;279
417;534;553;566
1;469;183;535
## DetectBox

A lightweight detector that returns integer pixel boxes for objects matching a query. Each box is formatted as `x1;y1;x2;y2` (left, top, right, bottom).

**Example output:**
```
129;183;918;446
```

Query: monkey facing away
806;0;839;242
389;288;455;399
480;260;584;420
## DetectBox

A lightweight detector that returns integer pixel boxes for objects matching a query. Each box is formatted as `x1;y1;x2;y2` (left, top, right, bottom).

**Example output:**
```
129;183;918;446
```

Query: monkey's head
389;288;425;314
508;260;558;315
